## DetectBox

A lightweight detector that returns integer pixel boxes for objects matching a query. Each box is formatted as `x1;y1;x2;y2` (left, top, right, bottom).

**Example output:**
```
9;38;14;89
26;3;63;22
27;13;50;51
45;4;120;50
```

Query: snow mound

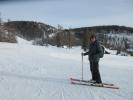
17;36;32;45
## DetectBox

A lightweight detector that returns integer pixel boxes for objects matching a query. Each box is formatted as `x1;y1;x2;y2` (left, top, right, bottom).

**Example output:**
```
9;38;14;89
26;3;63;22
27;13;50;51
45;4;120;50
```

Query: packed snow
0;39;133;100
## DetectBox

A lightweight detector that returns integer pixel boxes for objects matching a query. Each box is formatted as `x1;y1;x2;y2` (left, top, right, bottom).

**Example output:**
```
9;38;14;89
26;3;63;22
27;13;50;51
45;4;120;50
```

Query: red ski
70;78;114;86
71;81;119;89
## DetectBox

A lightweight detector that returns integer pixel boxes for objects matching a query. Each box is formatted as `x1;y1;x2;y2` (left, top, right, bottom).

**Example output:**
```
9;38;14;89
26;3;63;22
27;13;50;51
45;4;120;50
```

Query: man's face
90;38;96;43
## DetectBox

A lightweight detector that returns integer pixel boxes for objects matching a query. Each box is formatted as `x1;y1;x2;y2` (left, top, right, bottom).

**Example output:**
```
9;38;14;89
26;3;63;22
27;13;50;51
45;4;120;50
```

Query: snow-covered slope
17;36;32;45
0;43;133;100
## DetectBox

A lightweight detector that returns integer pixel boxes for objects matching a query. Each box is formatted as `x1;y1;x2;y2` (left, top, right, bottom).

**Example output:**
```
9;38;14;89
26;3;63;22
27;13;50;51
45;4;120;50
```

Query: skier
82;34;103;85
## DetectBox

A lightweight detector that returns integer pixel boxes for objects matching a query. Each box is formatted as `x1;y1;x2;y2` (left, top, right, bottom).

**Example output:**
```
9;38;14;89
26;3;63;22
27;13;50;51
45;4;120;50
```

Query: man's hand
81;53;85;56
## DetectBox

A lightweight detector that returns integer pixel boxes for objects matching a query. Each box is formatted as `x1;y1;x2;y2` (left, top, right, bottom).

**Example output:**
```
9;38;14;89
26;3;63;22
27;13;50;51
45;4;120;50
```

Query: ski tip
114;87;120;89
104;86;120;89
71;81;75;84
111;87;119;89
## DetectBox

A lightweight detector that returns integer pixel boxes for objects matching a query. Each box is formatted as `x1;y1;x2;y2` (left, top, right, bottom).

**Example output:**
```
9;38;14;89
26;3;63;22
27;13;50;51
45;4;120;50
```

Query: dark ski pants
90;61;102;83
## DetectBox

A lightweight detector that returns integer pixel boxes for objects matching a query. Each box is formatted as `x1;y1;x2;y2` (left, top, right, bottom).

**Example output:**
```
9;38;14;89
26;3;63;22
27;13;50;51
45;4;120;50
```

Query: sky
0;0;133;28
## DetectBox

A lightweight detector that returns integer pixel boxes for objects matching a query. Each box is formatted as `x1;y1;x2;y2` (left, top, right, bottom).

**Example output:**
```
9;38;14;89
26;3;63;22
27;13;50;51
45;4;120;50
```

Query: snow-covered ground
0;40;133;100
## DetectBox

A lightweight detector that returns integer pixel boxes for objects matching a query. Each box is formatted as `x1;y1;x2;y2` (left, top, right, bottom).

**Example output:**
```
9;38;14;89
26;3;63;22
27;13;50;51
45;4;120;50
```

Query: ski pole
81;53;83;80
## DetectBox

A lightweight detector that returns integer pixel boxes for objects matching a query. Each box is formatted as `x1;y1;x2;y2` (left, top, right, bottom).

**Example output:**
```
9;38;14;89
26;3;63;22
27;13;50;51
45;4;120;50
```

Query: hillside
4;21;57;40
1;21;133;55
67;25;133;53
71;25;133;33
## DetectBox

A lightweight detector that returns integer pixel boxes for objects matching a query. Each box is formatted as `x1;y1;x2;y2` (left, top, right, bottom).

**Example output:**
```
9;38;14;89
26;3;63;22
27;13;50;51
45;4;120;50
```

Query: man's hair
90;34;96;40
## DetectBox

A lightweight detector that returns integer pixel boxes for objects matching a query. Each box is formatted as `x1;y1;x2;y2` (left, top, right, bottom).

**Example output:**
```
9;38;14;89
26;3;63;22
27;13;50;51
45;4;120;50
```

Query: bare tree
0;18;17;43
82;29;94;51
54;24;64;47
65;30;76;48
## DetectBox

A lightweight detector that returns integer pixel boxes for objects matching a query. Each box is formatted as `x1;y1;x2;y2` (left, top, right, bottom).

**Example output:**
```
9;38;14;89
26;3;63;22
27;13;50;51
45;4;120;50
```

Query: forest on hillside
0;20;133;56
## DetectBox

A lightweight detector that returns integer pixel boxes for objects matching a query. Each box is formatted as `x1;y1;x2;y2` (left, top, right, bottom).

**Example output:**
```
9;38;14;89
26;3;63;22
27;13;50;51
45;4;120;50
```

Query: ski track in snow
0;42;133;100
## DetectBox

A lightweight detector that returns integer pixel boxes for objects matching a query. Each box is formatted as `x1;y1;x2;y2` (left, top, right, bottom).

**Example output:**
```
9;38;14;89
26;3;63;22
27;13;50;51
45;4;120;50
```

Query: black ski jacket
84;40;103;62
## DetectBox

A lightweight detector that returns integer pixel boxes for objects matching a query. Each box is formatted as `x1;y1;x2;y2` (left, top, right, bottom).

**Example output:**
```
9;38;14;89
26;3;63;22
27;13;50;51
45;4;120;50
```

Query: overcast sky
0;0;133;28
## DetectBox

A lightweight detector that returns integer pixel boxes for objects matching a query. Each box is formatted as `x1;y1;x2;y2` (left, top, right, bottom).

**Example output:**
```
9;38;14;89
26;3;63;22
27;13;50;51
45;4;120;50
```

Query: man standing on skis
82;34;103;85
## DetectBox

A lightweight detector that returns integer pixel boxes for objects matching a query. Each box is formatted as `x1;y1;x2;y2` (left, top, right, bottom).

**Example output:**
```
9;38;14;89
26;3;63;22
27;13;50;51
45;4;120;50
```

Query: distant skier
82;34;104;85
